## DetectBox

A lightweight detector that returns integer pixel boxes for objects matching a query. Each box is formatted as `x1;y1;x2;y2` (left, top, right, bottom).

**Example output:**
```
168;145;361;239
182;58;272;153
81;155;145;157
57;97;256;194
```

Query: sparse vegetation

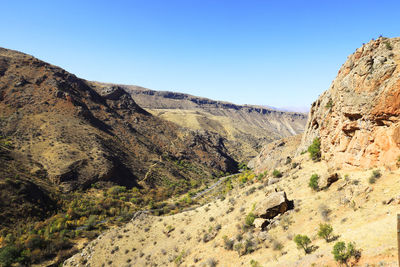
206;257;218;267
308;138;321;162
325;98;333;109
272;169;283;178
318;223;333;242
222;235;234;250
384;40;393;50
369;169;381;184
238;162;249;170
309;174;319;191
245;212;256;227
272;240;283;251
318;204;331;221
332;241;359;266
250;259;262;267
294;234;312;254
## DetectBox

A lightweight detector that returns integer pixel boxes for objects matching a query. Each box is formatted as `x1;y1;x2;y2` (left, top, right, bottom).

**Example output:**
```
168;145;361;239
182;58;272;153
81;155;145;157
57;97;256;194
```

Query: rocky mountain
0;47;238;226
100;84;308;162
298;37;400;170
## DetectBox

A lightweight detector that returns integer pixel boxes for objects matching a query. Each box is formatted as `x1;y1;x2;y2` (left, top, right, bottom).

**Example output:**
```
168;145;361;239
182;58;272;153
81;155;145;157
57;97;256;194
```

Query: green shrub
0;246;21;267
272;169;282;178
318;223;333;242
332;241;359;266
234;243;243;255
368;176;376;184
309;174;319;191
294;234;311;254
245;212;256;227
325;99;333;109
250;259;262;267
385;41;393;50
238;162;248;170
372;170;381;178
222;235;234;250
308;138;321;161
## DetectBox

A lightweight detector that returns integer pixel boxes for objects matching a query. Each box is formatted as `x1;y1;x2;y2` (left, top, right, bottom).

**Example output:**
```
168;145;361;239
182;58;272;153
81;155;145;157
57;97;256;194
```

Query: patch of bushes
309;174;319;191
222;235;234;250
272;169;282;178
369;169;381;184
308;138;321;162
332;241;360;266
245;212;256;227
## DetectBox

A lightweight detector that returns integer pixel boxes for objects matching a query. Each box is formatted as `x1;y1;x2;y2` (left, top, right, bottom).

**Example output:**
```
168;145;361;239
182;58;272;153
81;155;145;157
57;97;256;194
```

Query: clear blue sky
1;0;399;110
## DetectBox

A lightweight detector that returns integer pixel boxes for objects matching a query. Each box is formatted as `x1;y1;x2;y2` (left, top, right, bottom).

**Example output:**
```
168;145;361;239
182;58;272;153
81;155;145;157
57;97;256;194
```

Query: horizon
1;0;400;110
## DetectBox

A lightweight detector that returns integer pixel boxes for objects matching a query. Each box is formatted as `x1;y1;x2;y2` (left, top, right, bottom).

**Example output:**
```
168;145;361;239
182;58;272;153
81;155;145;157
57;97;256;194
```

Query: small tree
294;234;311;254
332;241;358;266
308;138;321;161
245;212;256;227
318;223;333;242
309;174;319;191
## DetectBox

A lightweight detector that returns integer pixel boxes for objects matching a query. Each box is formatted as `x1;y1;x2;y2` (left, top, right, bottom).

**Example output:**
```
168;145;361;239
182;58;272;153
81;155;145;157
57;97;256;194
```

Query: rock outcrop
299;37;400;170
248;134;302;174
254;191;293;220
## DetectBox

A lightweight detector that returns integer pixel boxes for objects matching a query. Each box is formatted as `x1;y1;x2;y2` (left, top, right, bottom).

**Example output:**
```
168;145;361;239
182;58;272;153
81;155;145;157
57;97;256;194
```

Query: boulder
253;218;269;230
319;172;339;189
254;191;294;219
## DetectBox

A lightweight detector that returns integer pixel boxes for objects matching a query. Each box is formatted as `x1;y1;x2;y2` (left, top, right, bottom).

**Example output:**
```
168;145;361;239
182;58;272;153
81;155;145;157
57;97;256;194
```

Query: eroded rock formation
299;37;400;170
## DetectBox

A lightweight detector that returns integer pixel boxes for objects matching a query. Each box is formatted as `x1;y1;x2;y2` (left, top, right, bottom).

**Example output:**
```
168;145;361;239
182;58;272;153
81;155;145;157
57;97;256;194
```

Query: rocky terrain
63;37;400;267
104;84;308;162
0;47;240;265
298;37;400;170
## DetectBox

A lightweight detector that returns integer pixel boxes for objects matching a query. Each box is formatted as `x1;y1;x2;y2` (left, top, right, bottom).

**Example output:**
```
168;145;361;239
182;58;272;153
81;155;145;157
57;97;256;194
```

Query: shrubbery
272;169;282;178
318;223;333;242
294;234;311;254
309;174;319;191
332;241;359;266
308;138;321;161
245;212;256;227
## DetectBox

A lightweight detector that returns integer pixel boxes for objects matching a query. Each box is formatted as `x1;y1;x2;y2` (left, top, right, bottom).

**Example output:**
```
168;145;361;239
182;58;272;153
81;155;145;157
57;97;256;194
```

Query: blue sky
1;0;399;110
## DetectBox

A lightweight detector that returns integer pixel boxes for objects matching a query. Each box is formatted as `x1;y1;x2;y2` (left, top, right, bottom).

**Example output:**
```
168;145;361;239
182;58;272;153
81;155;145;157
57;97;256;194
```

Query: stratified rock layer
299;37;400;170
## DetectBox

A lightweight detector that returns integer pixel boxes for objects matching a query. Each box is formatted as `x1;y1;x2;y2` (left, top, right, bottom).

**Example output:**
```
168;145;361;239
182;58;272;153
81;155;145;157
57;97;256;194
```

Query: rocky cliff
298;37;400;170
102;84;308;162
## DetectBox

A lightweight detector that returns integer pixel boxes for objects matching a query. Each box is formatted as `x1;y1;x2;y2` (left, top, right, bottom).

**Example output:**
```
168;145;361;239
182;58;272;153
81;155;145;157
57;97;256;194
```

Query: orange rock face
299;37;400;170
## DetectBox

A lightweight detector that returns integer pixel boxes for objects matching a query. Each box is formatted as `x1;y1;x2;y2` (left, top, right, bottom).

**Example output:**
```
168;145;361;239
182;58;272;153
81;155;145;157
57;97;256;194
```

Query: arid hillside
100;84;308;162
64;150;400;267
0;47;239;265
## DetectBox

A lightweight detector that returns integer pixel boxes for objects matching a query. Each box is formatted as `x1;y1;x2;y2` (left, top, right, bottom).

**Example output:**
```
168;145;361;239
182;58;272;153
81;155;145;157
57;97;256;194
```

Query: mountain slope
97;84;308;162
0;47;238;226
